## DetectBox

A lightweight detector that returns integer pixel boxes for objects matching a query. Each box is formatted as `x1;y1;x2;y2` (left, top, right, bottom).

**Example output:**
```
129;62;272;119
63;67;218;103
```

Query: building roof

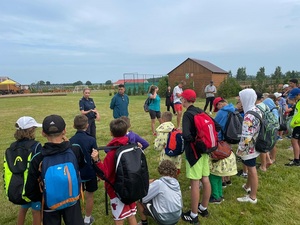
168;58;228;74
114;79;148;85
0;77;20;85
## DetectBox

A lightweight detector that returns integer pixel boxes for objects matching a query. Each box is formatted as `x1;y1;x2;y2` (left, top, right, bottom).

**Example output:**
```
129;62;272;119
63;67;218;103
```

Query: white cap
16;116;42;130
274;92;282;98
283;84;289;89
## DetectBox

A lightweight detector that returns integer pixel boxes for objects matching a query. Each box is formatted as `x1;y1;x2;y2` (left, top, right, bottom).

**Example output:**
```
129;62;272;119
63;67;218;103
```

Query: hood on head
239;88;257;113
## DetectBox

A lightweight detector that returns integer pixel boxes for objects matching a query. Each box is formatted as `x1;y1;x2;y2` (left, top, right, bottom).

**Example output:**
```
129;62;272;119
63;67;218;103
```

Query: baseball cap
181;89;196;102
283;84;289;89
288;88;300;99
42;114;66;135
213;97;224;112
16;116;42;130
274;92;282;98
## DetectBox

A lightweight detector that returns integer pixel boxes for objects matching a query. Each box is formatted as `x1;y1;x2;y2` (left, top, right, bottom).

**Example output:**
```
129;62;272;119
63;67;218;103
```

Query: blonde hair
14;124;36;140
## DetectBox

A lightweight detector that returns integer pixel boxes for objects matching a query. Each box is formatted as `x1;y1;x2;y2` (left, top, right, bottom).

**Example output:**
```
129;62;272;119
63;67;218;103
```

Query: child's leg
136;201;147;221
31;209;41;225
292;138;300;160
259;153;267;171
247;165;258;200
209;174;221;199
269;146;277;163
85;191;94;217
17;207;28;225
127;215;138;225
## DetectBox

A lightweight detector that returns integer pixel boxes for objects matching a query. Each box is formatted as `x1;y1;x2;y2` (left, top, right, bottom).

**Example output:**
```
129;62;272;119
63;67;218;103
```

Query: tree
105;80;112;85
86;81;92;85
157;76;168;97
271;66;283;80
46;81;51;85
38;80;45;85
228;70;232;78
73;81;83;85
255;67;267;92
236;67;247;81
217;77;242;98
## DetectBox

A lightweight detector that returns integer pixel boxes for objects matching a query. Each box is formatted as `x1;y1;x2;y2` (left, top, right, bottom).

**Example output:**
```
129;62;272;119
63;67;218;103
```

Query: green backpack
3;140;40;205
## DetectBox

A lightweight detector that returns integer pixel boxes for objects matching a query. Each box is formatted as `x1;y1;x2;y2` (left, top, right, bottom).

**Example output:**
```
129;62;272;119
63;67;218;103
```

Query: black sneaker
222;182;227;188
181;211;199;224
226;180;232;186
209;196;222;204
285;160;300;166
197;204;209;217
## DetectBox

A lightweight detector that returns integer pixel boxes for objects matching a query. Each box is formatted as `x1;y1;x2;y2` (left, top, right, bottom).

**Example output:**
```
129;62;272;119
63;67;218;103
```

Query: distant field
0;91;299;225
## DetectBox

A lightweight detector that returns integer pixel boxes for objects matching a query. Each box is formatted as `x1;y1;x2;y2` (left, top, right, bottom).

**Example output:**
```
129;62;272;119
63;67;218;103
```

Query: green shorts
186;154;210;179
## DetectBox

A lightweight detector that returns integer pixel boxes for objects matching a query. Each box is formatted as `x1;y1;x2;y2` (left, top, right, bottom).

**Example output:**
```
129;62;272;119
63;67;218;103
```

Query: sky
1;0;300;85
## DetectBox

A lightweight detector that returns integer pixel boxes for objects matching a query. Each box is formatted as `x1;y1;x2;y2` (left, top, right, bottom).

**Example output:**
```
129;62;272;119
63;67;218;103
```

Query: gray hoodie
142;176;182;224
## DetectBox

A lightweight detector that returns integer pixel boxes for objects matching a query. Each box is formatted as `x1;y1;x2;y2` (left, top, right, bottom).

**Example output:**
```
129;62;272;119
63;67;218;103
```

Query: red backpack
190;111;218;156
164;129;184;157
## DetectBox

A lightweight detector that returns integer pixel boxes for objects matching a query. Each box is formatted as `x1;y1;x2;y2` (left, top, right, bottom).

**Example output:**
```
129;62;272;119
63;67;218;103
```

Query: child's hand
137;142;143;148
91;149;100;162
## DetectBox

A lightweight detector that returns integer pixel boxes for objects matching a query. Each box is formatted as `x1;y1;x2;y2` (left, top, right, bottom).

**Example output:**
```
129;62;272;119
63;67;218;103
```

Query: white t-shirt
204;84;217;98
173;85;183;104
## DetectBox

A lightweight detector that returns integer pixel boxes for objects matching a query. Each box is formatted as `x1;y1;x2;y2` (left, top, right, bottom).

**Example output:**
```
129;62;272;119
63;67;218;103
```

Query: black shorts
149;110;161;120
292;126;300;139
242;157;257;167
82;177;98;193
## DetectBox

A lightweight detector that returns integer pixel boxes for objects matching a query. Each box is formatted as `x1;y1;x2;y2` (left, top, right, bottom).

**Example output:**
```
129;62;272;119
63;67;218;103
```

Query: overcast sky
1;0;300;84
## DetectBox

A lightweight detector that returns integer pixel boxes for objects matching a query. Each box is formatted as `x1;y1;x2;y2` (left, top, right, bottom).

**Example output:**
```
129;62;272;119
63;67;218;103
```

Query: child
154;111;182;174
91;118;138;225
136;160;182;225
5;116;42;225
120;116;149;150
285;88;300;166
27;114;84;225
210;98;237;203
70;115;98;225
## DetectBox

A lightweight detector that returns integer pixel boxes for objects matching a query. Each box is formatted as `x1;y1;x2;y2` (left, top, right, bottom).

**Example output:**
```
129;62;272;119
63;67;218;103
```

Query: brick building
167;58;228;98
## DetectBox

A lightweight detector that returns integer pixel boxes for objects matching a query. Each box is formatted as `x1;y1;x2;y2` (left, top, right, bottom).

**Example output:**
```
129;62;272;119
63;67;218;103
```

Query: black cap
42;115;66;135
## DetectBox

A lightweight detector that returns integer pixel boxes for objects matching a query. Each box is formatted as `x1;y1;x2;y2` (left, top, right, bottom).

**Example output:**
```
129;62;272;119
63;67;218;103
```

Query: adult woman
165;86;176;114
79;88;100;138
148;85;162;135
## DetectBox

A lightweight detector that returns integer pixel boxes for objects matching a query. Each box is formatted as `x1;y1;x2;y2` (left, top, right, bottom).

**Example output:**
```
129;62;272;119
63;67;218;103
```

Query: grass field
1;91;300;225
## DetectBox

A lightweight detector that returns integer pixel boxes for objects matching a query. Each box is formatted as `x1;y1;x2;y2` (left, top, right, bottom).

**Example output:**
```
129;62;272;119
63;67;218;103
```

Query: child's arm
154;132;166;151
134;134;149;150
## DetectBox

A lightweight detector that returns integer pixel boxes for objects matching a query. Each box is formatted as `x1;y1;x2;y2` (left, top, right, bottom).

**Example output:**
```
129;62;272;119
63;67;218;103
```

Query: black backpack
4;140;40;205
95;143;149;204
224;111;243;144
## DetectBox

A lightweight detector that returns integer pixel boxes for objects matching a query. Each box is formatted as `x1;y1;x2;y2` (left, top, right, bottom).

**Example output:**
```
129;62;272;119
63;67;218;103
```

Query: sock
199;204;207;211
190;211;198;218
141;219;148;225
84;216;91;223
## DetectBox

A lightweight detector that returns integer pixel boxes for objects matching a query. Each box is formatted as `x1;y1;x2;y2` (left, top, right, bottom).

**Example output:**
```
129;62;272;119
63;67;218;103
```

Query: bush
217;77;242;98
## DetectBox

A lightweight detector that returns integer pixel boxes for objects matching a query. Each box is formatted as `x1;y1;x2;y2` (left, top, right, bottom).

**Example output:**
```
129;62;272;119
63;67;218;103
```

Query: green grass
0;92;299;225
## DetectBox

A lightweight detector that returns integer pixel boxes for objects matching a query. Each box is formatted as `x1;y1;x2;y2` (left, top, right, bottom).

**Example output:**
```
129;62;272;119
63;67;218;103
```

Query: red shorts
174;103;182;112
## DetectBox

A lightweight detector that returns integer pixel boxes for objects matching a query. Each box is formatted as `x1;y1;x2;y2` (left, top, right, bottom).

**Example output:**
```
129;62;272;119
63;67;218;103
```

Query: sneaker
277;136;283;141
242;184;251;194
84;216;95;225
285;160;300;166
181;211;199;224
222;182;227;189
209;196;222;204
237;195;257;204
226;180;232;186
197;204;209;217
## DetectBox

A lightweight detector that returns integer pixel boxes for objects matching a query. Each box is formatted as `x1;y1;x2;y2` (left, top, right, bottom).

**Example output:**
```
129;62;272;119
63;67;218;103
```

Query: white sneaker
242;184;251;194
237;195;257;204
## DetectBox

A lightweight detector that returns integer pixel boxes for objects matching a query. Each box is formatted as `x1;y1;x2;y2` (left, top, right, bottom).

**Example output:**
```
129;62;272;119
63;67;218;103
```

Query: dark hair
289;78;298;84
158;160;177;178
73;115;88;130
110;118;127;137
120;116;130;129
268;94;276;102
118;84;125;88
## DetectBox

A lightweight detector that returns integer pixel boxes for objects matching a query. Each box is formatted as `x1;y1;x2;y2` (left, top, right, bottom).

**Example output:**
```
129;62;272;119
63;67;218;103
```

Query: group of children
6;80;300;225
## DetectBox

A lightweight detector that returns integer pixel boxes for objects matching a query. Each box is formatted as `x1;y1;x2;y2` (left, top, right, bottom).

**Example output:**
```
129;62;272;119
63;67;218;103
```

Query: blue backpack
41;148;81;210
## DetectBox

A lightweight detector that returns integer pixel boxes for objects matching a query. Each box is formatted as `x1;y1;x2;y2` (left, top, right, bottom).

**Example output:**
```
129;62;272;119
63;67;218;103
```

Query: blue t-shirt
79;97;96;119
148;94;161;111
